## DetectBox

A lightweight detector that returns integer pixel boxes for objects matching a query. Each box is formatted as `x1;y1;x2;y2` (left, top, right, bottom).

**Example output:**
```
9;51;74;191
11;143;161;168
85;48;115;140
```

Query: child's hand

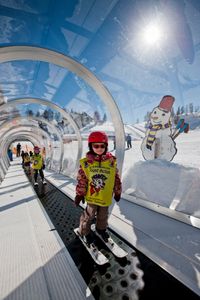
74;195;85;206
114;194;121;202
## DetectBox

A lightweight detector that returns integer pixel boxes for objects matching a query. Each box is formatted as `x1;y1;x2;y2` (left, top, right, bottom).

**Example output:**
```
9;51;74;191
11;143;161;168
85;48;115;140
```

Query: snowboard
74;228;109;265
91;224;128;258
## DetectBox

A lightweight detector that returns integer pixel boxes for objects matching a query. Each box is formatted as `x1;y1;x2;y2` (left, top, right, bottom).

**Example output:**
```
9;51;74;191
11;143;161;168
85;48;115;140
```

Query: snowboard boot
96;229;110;242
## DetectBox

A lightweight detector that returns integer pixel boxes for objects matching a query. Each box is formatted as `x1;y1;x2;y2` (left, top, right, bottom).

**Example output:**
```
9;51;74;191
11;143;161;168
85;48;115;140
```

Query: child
31;146;46;186
23;152;31;175
21;150;25;168
74;131;122;245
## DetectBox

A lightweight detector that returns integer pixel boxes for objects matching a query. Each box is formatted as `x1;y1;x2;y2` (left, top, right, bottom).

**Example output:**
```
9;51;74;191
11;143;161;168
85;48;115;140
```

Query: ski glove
114;194;121;202
74;195;85;207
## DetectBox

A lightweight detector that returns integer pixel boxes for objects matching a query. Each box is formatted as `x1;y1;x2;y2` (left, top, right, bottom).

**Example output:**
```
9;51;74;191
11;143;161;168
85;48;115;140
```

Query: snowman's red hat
159;95;175;112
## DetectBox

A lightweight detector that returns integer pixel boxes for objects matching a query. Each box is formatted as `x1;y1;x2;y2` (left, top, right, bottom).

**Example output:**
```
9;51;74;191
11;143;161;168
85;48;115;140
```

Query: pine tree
189;103;193;114
43;109;49;119
55;112;61;122
94;111;101;124
171;107;175;118
43;109;54;121
185;104;188;115
176;106;181;115
27;109;34;116
102;113;107;123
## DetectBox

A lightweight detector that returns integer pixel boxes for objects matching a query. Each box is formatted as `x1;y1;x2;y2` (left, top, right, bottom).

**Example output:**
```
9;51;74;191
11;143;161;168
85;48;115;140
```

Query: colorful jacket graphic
31;154;43;170
76;152;121;207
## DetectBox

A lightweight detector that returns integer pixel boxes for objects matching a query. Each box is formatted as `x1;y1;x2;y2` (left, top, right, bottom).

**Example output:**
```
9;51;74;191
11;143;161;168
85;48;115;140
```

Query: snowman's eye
162;113;165;116
154;111;156;114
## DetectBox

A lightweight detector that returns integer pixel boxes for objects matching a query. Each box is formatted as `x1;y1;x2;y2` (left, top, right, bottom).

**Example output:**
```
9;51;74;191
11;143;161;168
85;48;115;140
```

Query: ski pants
127;141;132;148
33;168;44;182
17;149;21;157
79;204;109;236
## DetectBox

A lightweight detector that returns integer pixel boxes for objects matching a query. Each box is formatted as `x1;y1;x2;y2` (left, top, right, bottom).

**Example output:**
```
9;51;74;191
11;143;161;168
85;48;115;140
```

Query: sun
142;22;162;46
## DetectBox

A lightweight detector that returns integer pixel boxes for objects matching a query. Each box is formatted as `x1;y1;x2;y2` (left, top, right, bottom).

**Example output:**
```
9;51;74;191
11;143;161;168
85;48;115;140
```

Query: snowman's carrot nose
151;116;159;120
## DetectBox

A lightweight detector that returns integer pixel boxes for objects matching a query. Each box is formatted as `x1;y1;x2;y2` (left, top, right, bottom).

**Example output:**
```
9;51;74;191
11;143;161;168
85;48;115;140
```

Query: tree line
143;102;200;123
25;107;107;129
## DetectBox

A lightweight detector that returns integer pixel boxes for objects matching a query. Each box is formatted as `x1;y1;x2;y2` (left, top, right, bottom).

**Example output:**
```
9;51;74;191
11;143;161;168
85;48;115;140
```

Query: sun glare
143;23;162;45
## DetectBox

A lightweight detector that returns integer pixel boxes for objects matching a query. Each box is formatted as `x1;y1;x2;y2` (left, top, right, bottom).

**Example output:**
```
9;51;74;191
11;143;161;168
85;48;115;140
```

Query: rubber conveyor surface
34;174;199;300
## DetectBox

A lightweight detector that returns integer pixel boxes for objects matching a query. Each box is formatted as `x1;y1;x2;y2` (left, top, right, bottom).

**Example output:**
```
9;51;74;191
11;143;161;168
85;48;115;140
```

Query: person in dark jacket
126;134;132;148
16;143;21;157
7;148;13;161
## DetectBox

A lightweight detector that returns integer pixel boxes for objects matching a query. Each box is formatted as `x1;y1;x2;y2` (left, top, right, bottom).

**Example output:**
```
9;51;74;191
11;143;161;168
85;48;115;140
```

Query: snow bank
123;160;200;218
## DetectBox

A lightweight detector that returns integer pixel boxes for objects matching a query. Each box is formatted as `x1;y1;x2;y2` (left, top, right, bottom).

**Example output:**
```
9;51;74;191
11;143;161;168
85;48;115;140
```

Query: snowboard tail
74;228;109;265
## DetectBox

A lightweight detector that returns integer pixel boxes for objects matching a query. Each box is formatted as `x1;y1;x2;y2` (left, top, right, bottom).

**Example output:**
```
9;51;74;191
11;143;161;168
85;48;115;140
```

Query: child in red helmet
31;146;46;186
74;131;122;245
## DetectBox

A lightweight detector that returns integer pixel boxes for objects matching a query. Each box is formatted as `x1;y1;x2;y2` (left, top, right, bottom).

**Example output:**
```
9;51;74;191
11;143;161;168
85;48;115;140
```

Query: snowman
141;95;177;161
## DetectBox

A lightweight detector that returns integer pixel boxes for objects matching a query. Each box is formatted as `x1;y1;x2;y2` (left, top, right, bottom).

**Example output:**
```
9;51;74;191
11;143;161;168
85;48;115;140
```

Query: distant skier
7;148;13;161
126;134;132;148
23;152;31;175
74;131;122;245
16;142;21;157
21;150;25;168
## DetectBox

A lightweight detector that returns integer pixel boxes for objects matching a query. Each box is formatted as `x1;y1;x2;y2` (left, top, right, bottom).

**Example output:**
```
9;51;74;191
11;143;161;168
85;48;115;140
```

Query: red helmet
88;131;108;144
34;146;40;153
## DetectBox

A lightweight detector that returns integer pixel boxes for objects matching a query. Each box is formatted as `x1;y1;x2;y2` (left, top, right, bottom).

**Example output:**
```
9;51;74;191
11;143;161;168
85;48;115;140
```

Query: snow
123;159;200;218
81;121;143;140
12;117;199;219
80;117;200;219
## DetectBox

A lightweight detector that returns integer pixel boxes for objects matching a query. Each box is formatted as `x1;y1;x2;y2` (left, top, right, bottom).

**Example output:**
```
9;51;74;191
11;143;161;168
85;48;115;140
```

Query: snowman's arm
171;119;185;138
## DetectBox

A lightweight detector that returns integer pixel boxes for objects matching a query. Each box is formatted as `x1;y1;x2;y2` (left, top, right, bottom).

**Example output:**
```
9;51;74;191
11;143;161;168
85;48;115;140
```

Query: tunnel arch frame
0;97;82;176
0;116;64;171
0;45;125;174
1;126;52;164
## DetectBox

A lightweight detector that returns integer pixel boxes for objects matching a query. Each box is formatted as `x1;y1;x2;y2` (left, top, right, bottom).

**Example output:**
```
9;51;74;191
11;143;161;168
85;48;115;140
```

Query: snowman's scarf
146;122;170;147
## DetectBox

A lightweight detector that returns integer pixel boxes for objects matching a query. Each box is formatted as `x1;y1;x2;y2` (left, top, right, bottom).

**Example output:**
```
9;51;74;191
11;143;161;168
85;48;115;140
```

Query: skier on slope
74;131;122;246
